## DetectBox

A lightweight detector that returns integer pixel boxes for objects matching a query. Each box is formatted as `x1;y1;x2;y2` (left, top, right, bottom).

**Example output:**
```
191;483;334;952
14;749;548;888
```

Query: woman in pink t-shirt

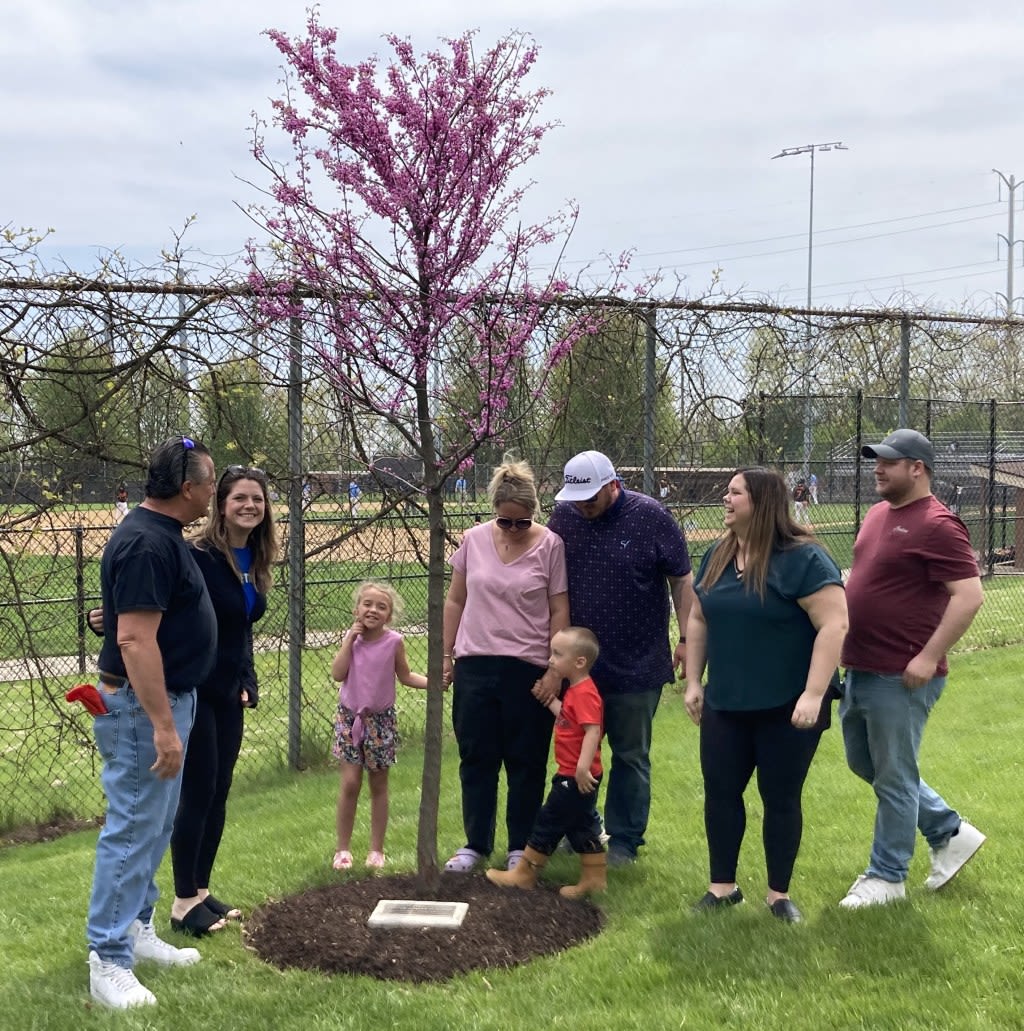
442;459;569;873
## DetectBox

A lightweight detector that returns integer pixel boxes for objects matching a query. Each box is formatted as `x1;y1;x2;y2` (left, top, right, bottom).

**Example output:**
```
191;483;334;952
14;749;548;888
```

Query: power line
629;201;1000;260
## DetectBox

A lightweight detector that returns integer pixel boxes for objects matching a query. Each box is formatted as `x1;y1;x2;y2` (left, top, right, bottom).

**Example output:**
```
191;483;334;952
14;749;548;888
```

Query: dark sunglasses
220;464;266;485
179;436;196;486
496;517;532;530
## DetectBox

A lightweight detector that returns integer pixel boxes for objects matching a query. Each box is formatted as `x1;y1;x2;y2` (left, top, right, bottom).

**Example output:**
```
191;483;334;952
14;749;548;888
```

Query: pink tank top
339;629;401;746
339;629;401;712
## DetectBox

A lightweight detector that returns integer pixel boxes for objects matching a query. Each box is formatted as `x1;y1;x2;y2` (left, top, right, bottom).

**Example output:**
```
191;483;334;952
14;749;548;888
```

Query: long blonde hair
698;467;815;598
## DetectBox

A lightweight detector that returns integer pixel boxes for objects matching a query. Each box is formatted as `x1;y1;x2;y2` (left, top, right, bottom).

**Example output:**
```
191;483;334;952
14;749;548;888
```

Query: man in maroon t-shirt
838;429;985;910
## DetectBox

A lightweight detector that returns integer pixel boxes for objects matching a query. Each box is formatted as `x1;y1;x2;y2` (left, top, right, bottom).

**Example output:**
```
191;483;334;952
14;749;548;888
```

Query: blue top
696;540;842;711
547;489;691;695
232;546;258;617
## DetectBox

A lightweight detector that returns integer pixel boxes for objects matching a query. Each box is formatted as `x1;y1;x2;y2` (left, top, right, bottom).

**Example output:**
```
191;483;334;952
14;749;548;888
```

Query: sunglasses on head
496;516;532;530
179;435;196;486
220;464;266;486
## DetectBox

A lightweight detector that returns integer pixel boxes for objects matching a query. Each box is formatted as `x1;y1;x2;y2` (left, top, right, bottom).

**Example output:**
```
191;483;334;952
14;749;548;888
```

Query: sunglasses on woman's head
496;517;532;530
220;464;266;486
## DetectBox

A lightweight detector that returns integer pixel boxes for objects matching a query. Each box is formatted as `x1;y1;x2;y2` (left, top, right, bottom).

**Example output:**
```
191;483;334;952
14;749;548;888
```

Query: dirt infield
1;506;437;563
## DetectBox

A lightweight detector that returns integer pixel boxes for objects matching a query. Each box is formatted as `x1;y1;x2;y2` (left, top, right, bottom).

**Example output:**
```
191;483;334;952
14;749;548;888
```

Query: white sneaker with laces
130;917;201;966
88;951;156;1009
926;820;985;891
839;874;906;909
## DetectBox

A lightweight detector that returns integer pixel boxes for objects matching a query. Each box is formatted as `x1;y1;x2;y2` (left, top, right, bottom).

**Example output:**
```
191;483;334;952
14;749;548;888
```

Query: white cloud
2;0;1022;309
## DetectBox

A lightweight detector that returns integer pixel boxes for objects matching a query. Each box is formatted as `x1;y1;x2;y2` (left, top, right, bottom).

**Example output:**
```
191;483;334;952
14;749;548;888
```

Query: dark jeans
700;701;823;893
529;773;604;856
171;694;244;897
451;655;553;855
601;687;662;855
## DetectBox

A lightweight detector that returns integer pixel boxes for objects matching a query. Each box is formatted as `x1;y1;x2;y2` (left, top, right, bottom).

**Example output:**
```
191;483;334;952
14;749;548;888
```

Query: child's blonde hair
352;580;404;624
561;626;600;670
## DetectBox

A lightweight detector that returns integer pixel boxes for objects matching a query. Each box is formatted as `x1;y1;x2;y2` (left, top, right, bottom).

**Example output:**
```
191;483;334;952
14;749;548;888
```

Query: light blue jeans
87;684;196;967
602;687;663;856
840;670;960;883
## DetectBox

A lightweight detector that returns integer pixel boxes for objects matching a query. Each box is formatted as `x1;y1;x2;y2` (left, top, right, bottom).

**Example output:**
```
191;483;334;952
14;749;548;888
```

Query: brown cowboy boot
485;846;548;890
559;851;607;898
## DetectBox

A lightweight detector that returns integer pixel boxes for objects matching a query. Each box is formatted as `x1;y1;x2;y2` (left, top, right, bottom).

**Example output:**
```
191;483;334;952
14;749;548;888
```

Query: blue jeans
601;687;662;856
87;684;196;966
840;670;960;883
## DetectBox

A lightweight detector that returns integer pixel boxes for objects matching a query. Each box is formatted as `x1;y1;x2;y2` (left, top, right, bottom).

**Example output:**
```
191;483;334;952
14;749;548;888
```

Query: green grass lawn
2;645;1021;1030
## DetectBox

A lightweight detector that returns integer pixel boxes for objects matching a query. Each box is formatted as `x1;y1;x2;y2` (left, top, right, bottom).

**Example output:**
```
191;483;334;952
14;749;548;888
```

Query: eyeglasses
496;517;533;530
220;464;266;486
180;436;196;486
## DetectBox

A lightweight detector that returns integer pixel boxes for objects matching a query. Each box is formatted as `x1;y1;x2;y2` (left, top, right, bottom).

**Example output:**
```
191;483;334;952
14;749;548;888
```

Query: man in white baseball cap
547;450;694;866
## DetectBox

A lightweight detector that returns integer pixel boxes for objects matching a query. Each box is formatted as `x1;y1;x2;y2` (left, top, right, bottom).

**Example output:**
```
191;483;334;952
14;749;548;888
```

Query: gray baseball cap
861;429;935;471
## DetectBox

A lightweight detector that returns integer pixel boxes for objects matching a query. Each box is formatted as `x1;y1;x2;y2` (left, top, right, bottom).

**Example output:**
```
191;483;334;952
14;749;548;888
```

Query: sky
4;0;1023;315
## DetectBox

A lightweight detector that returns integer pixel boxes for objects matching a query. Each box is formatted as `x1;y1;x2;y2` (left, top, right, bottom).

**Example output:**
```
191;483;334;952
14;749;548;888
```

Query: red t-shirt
842;495;978;676
554;675;604;778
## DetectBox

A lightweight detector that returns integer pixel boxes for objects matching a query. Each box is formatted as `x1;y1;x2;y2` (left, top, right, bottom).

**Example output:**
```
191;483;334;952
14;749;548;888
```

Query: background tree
247;14;596;890
546;308;680;466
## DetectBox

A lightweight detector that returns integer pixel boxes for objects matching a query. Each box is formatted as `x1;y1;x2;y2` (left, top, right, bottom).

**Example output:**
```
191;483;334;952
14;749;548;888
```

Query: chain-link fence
2;270;1022;831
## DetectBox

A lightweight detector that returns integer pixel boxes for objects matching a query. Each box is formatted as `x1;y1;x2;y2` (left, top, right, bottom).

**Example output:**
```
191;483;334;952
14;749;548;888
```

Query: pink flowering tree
247;12;597;890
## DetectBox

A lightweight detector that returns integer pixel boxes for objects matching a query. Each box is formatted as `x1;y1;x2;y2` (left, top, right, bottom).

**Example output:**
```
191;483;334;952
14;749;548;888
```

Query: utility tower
993;169;1024;316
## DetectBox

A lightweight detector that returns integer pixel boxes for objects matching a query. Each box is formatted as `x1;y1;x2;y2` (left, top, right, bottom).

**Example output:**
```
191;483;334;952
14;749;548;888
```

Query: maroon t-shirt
842;495;978;676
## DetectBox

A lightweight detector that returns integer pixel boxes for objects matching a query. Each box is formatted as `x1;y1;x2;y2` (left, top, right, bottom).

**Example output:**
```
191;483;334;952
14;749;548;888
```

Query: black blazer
190;544;267;707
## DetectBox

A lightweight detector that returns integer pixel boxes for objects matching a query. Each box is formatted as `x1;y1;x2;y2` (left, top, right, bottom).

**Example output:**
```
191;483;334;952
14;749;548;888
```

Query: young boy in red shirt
487;627;606;898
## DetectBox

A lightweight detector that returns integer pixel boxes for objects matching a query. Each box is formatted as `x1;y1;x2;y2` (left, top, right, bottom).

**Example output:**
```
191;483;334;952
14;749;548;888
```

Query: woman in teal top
684;468;847;923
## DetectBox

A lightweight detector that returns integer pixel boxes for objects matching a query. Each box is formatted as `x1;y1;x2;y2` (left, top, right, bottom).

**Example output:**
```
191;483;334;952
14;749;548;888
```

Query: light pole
772;141;848;476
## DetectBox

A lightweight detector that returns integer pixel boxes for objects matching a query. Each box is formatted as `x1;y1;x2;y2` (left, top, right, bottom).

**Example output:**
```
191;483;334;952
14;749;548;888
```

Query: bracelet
443;653;452;659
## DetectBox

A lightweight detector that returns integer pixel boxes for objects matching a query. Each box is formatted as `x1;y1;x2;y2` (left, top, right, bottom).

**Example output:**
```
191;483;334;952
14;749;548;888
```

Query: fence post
853;389;864;537
643;307;656;495
898;316;911;427
288;307;305;770
757;392;766;466
75;526;87;674
986;398;997;575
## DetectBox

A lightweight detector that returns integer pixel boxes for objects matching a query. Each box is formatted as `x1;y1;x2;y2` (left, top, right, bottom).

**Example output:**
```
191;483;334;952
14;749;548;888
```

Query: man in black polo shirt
86;436;218;1009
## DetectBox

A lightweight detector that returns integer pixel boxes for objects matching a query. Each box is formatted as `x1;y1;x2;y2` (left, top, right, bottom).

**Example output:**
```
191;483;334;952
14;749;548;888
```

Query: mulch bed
245;872;604;983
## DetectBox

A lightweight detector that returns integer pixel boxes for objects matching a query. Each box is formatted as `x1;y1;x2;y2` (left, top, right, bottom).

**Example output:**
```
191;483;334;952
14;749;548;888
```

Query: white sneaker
130;917;201;967
839;875;906;909
88;951;156;1009
926;820;986;891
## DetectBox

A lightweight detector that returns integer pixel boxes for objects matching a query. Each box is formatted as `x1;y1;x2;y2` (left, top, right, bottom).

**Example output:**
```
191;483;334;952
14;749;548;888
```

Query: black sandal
203;894;242;920
170;902;224;937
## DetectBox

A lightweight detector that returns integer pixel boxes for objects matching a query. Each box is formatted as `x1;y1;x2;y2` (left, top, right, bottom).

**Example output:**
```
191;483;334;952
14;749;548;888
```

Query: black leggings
171;695;244;898
700;701;823;893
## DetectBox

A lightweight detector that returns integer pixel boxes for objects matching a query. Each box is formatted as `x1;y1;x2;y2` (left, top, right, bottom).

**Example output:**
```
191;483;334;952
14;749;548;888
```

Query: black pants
700;701;823;893
171;694;244;897
529;773;604;855
452;655;553;855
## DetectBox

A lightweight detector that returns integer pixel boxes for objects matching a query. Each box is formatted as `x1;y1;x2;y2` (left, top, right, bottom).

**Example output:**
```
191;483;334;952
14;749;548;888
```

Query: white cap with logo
555;450;618;502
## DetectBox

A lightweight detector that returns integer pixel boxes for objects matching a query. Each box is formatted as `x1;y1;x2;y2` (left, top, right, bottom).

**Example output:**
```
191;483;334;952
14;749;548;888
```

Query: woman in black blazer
169;465;278;936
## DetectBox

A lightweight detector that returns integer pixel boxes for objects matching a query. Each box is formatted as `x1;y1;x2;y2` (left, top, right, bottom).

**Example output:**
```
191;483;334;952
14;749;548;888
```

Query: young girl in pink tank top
330;581;428;871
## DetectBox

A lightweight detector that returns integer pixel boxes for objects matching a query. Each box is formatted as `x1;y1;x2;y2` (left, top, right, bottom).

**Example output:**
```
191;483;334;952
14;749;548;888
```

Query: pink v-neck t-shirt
450;522;568;668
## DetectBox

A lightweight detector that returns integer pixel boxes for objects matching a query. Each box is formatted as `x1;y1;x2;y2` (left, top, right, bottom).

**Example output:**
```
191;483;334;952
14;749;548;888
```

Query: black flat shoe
693;887;744;912
768;897;803;923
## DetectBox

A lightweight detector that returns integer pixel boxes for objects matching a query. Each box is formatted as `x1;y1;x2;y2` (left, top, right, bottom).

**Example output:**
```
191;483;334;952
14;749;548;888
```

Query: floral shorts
332;704;398;770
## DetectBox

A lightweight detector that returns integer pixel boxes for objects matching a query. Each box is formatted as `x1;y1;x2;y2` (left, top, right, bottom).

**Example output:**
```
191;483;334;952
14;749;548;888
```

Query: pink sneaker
332;850;353;870
365;850;386;869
